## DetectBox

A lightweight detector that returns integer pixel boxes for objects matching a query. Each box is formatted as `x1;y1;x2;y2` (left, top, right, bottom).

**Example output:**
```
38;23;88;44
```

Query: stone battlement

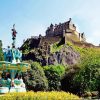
46;18;86;42
46;18;76;36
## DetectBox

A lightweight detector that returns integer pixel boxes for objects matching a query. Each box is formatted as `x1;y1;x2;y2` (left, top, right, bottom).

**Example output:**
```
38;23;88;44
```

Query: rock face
21;34;98;66
20;36;61;52
22;43;80;66
20;28;81;66
47;46;80;66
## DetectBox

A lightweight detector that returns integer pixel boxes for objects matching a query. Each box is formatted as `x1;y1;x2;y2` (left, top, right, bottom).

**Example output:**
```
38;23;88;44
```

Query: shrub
0;40;4;61
43;64;65;91
22;62;48;91
50;42;63;53
61;64;80;94
73;49;100;94
61;43;100;95
0;91;81;100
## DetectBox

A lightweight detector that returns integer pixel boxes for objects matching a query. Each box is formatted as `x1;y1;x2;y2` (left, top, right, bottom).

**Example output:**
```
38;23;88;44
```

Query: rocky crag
20;19;99;66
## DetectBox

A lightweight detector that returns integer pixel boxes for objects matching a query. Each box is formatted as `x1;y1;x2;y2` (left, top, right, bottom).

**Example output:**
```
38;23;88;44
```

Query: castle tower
45;18;86;43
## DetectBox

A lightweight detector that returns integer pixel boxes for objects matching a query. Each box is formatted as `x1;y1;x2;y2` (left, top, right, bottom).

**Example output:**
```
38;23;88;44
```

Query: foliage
73;53;100;93
21;40;100;95
22;62;48;91
60;42;100;95
61;64;80;94
0;40;4;61
50;42;63;53
22;41;30;54
70;42;100;59
43;64;65;91
69;42;100;93
0;91;81;100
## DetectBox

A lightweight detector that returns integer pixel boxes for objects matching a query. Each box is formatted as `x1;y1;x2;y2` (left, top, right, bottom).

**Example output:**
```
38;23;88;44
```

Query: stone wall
46;18;76;37
45;18;87;43
39;36;61;47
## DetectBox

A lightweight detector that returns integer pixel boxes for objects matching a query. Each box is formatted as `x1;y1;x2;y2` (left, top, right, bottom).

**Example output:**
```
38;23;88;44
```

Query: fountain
0;25;30;93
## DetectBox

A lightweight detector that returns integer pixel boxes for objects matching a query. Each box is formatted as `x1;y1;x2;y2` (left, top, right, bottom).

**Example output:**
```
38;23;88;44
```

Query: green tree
22;62;48;91
43;64;65;91
73;53;100;93
0;40;4;61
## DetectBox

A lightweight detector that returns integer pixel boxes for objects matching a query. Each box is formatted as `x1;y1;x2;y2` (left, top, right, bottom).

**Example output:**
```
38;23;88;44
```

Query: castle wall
45;19;86;43
39;36;61;47
46;19;76;37
64;33;80;44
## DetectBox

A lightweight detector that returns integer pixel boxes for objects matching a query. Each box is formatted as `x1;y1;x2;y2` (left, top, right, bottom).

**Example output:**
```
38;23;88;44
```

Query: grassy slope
51;41;100;62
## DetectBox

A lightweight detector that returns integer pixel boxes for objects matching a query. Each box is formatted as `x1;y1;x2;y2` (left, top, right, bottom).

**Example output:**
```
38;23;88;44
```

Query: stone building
46;18;86;42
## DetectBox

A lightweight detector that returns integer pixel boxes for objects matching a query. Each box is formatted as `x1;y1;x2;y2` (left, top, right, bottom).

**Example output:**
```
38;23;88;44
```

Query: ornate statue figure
6;46;12;62
12;24;17;47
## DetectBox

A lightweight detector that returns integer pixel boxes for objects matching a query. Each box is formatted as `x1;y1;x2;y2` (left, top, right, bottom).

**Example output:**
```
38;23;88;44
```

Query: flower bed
0;91;81;100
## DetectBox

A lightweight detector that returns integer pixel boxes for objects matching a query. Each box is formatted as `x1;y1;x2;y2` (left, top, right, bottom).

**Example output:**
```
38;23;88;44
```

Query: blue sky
0;0;100;47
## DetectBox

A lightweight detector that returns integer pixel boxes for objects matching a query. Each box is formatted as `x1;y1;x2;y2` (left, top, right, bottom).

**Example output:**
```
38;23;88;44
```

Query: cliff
20;18;100;66
20;31;100;67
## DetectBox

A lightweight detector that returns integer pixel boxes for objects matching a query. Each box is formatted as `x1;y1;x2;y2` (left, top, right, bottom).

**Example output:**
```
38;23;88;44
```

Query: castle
46;18;86;42
21;18;87;53
21;19;99;64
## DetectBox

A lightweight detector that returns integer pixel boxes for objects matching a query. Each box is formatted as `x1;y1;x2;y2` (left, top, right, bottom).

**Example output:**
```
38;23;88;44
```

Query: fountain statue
0;25;30;93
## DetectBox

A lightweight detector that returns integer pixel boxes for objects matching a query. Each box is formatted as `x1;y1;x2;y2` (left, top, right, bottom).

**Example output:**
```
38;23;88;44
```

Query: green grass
50;42;64;53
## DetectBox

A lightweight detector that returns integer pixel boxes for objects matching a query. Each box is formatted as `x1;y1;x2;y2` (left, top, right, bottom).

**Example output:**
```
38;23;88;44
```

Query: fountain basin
0;61;30;93
0;87;9;93
0;61;30;72
10;87;26;92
